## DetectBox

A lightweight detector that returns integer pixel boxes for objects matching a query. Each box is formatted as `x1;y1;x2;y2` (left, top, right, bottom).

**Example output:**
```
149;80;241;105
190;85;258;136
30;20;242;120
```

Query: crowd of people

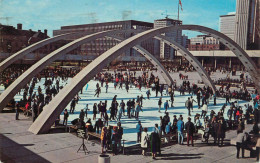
1;64;259;160
6;65;81;121
63;70;259;160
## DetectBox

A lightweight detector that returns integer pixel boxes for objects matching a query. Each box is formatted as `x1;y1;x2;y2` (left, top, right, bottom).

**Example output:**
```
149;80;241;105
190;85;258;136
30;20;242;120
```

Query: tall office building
254;0;260;50
234;0;260;50
219;13;236;41
154;18;182;60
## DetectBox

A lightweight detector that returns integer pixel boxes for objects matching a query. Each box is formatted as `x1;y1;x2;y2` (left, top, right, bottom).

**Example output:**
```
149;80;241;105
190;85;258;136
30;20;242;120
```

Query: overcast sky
0;0;236;37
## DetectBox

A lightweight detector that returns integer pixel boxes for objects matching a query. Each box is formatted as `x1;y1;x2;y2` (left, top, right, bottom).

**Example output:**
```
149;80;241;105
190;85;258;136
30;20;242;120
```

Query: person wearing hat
112;126;119;155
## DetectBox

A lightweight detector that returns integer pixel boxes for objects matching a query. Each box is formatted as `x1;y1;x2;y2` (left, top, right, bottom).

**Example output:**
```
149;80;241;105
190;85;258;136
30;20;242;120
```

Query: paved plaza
0;113;256;163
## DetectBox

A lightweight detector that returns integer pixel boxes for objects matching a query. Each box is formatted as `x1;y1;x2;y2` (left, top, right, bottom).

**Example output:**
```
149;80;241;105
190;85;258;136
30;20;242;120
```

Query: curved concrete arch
154;35;216;92
109;34;216;92
0;30;144;71
132;45;173;85
28;25;259;134
0;29;143;112
0;32;87;71
105;35;173;85
0;29;174;112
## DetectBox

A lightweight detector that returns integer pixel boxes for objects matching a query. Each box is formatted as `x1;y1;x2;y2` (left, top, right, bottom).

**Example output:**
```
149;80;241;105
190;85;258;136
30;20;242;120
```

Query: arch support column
106;35;173;85
155;35;216;92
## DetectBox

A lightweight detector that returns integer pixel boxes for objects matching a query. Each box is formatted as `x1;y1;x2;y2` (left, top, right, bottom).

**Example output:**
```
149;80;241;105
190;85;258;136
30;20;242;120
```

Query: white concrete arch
154;35;216;92
28;24;259;134
0;30;144;71
0;29;175;112
0;32;88;71
109;34;216;92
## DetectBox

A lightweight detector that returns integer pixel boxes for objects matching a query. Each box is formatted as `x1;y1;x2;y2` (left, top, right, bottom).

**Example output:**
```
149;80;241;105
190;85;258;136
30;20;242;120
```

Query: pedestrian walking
177;117;184;145
141;128;149;156
158;97;162;112
136;120;142;143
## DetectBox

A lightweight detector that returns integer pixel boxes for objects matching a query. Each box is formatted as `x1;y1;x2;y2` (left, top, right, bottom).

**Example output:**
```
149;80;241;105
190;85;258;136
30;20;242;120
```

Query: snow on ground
0;71;254;147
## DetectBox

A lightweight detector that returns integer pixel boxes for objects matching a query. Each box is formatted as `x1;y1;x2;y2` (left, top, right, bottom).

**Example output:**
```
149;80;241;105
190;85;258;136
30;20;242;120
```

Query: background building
0;24;49;54
219;13;236;41
188;35;220;51
154;18;182;60
53;20;154;62
234;0;260;50
181;34;188;48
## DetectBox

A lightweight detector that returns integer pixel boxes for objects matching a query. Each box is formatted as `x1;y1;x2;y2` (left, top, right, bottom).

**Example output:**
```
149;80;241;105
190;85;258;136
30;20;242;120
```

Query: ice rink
0;71;254;147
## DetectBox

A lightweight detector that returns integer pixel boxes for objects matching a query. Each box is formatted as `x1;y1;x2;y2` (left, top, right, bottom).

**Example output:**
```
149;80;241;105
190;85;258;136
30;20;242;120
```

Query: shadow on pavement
158;153;203;160
0;134;50;163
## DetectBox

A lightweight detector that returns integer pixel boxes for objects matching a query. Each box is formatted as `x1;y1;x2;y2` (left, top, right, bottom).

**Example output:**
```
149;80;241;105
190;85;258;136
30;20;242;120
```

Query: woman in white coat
141;128;149;156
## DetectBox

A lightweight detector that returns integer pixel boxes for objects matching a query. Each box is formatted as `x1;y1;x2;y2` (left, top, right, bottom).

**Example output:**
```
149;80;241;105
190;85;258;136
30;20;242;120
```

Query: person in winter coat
135;103;143;119
201;103;208;118
217;118;226;147
158;98;162;112
227;107;233;120
165;121;172;143
111;126;119;155
150;131;160;159
177;117;184;145
141;128;149;156
101;127;107;154
185;98;192;116
166;122;172;134
185;117;195;146
162;113;170;135
136;121;143;143
93;103;97;120
195;116;201;132
164;100;169;113
146;89;151;99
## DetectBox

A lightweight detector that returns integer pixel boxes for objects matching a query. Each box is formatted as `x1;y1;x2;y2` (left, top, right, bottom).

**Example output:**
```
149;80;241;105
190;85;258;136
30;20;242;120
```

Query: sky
0;0;236;38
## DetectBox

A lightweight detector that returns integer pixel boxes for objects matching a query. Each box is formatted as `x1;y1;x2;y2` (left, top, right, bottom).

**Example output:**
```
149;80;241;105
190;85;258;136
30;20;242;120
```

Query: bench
231;135;259;158
88;132;101;139
19;107;32;116
68;125;78;133
19;107;26;112
161;133;177;144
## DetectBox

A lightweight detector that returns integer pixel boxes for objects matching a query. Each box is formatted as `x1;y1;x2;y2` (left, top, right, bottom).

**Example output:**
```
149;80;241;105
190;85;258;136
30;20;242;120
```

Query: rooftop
60;20;153;30
155;18;182;22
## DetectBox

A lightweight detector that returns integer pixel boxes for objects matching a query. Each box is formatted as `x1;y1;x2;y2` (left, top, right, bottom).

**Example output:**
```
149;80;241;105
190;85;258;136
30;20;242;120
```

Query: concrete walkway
0;113;257;163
